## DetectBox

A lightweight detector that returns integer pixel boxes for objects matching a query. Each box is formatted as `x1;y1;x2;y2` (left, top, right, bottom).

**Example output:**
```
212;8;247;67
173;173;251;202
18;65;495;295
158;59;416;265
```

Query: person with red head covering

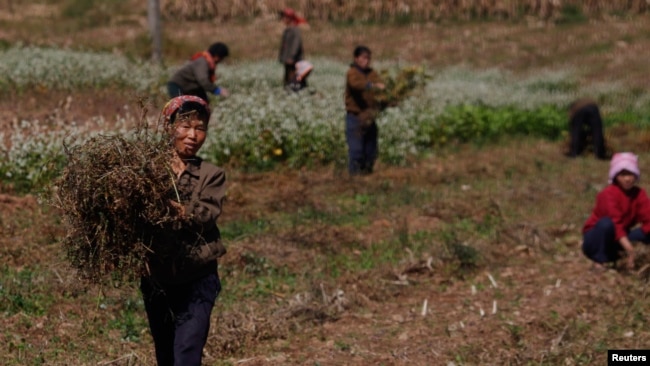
278;8;308;90
141;95;227;365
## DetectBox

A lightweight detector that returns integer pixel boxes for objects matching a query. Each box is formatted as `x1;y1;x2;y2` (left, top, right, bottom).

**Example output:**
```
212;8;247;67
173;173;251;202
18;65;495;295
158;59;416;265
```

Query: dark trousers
283;64;296;86
283;64;306;91
346;113;378;175
167;82;209;104
582;217;650;264
569;104;607;159
140;272;221;366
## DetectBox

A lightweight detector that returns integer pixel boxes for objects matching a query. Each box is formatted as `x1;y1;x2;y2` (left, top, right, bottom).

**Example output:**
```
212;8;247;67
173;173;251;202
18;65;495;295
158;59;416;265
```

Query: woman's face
173;116;207;159
354;52;371;69
615;170;637;191
282;15;292;25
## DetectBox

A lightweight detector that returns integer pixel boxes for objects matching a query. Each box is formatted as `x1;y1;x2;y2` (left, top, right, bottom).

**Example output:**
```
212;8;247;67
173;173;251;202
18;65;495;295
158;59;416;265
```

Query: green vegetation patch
432;103;567;145
61;0;131;29
0;266;52;316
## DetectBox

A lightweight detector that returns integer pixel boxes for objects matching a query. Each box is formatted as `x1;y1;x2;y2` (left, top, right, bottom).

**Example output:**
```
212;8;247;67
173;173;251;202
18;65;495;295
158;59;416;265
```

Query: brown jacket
146;158;226;284
345;65;383;123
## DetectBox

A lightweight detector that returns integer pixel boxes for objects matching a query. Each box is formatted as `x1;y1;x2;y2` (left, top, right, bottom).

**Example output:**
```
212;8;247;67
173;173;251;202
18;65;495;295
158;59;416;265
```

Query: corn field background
162;0;650;21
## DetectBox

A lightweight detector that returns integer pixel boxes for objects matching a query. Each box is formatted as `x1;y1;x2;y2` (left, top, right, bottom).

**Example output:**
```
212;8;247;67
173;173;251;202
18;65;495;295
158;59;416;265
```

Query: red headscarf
190;51;217;83
162;95;210;124
280;8;307;25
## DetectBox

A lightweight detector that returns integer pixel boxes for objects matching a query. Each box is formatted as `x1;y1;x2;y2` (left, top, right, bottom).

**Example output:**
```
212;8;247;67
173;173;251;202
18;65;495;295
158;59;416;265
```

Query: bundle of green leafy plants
54;109;180;283
376;65;429;108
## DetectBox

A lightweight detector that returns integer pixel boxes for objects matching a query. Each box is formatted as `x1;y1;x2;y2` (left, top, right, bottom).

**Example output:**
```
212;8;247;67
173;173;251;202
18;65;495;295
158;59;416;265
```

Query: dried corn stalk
161;0;648;22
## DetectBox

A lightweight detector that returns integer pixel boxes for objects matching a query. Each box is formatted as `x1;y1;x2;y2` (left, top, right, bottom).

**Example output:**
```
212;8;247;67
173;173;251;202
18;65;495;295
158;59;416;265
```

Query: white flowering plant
0;47;643;193
0;46;163;92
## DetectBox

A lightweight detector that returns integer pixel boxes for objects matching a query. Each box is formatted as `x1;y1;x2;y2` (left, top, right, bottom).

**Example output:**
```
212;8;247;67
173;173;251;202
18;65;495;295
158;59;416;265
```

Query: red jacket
583;184;650;240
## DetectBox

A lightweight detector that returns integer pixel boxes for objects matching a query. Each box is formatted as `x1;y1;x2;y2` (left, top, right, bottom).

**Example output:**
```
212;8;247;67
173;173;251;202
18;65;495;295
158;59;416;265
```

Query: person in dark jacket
344;45;385;175
582;152;650;272
566;98;608;160
141;95;227;366
168;42;230;103
278;8;307;90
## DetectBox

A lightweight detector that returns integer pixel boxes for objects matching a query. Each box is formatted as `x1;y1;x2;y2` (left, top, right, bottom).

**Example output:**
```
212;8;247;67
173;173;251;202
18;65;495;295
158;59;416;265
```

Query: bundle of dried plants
54;104;180;283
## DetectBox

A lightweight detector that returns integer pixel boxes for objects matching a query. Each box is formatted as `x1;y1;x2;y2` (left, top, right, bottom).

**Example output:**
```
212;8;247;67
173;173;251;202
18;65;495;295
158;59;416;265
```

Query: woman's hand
619;236;635;270
170;200;186;217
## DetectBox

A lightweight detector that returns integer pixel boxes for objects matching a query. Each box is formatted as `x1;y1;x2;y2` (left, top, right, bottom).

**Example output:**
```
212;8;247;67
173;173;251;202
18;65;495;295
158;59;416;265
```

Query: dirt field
4;138;650;365
2;4;650;366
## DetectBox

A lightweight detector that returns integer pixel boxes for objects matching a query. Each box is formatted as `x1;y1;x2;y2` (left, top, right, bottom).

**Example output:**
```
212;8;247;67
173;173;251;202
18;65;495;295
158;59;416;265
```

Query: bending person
567;98;608;159
168;42;230;103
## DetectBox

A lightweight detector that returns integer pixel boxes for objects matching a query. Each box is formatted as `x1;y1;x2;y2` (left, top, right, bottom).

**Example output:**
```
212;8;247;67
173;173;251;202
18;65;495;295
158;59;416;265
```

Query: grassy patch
61;0;131;29
586;42;614;54
282;199;370;229
220;219;270;241
0;267;51;316
219;252;298;305
106;296;147;342
555;4;588;25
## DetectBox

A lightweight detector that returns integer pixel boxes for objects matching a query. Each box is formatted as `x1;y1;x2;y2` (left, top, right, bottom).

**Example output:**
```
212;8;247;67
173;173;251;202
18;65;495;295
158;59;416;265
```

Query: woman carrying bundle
140;95;226;366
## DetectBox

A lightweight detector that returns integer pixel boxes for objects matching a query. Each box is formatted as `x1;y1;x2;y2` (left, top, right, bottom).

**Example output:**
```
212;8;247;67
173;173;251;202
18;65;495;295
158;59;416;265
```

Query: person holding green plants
168;42;230;103
582;152;650;272
345;45;385;175
140;95;226;366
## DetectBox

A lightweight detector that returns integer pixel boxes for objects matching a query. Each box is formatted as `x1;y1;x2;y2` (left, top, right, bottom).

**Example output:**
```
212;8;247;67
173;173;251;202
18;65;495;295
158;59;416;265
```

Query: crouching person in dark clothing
344;45;385;175
141;95;227;366
567;98;608;160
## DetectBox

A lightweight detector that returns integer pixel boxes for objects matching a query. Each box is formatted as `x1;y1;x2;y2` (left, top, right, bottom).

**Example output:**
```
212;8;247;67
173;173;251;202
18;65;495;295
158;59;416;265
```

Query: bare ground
4;137;650;365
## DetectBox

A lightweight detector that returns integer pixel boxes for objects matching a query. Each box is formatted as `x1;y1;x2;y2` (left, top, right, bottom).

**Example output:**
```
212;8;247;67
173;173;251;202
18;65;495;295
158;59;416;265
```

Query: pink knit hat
608;152;640;183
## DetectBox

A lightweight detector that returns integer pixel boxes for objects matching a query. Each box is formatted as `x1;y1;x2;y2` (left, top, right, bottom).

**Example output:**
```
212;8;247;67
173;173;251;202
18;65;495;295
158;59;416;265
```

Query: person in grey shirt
168;42;230;103
278;8;307;90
